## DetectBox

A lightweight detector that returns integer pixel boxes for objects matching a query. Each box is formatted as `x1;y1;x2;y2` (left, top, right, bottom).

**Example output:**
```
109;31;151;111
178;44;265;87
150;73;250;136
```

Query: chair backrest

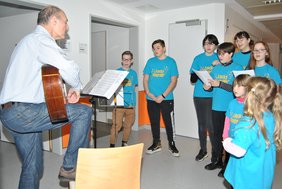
74;143;144;189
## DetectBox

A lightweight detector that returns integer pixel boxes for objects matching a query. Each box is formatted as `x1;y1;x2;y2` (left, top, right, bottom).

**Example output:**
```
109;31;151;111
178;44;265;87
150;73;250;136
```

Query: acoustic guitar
42;65;69;124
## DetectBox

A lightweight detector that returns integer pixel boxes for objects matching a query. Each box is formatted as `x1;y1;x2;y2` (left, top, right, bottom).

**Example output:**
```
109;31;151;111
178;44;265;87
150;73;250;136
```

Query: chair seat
69;143;144;189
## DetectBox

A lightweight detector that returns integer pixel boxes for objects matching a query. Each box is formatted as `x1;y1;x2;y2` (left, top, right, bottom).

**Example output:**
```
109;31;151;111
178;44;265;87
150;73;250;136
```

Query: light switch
79;43;87;54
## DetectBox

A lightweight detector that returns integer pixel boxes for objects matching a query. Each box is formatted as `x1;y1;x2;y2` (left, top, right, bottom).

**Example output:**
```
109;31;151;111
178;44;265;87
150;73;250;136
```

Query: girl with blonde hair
223;77;282;189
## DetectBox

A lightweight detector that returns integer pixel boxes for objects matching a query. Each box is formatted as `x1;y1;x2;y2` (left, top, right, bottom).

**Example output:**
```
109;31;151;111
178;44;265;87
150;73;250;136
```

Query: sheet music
192;69;213;86
233;70;255;77
82;70;128;99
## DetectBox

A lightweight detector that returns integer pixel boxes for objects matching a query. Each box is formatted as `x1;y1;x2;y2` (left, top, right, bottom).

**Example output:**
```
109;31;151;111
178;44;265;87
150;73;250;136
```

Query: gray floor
1;127;282;189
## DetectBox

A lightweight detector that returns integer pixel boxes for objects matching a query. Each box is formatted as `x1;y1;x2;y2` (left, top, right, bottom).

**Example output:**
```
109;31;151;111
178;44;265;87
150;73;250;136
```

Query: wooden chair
69;143;144;189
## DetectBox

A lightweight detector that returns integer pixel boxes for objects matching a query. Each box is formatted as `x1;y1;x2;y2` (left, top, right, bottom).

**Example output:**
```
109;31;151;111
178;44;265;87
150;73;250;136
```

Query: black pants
193;97;214;152
147;100;174;143
224;151;230;165
211;110;226;163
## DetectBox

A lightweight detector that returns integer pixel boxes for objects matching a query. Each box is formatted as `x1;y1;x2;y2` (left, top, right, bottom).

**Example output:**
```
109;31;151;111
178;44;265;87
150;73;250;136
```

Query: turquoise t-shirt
189;52;217;98
118;67;138;107
224;112;276;189
143;56;179;100
210;63;243;111
226;99;244;138
232;51;251;70
255;64;282;84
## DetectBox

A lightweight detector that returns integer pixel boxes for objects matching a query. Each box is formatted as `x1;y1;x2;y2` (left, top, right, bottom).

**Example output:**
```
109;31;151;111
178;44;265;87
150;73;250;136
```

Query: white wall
0;12;38;89
224;5;264;42
268;43;281;71
224;6;281;73
144;4;226;80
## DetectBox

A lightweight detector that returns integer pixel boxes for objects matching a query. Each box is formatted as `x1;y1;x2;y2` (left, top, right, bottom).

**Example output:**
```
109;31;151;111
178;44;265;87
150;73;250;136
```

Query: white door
91;31;108;122
169;20;207;138
92;31;107;76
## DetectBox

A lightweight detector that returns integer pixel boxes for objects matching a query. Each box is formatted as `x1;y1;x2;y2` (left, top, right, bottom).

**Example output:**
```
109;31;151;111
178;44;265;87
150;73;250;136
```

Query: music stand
81;70;128;148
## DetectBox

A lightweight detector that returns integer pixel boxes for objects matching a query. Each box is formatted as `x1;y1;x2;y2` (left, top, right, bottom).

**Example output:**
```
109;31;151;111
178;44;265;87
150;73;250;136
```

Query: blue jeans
0;102;92;189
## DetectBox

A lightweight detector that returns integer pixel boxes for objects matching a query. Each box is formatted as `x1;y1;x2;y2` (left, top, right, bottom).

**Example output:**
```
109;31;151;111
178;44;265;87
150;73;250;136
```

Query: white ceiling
105;0;230;13
0;0;281;41
104;0;282;42
235;0;282;42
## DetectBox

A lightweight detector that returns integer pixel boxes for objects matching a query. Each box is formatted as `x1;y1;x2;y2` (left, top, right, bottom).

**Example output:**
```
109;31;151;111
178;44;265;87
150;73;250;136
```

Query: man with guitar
0;5;92;189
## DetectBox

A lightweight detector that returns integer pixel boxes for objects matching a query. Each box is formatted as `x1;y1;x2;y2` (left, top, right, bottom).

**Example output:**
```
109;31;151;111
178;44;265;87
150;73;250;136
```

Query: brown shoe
58;167;76;182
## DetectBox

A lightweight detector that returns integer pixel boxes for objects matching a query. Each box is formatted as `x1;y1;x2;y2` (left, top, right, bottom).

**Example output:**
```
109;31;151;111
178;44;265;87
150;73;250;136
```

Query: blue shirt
224;112;276;189
118;67;138;107
189;52;217;98
210;63;243;111
233;51;251;70
0;25;81;104
226;98;244;138
143;56;179;100
255;64;282;84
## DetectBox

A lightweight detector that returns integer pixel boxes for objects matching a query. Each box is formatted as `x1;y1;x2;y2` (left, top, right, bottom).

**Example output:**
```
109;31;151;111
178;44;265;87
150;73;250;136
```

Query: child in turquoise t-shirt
189;34;219;162
249;41;282;85
233;31;253;70
203;42;243;171
109;51;138;147
218;74;251;178
143;39;179;157
223;77;282;189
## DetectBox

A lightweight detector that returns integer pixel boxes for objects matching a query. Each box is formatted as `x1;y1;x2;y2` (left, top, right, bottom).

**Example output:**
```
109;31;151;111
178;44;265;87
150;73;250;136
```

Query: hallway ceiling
105;0;282;42
235;0;282;42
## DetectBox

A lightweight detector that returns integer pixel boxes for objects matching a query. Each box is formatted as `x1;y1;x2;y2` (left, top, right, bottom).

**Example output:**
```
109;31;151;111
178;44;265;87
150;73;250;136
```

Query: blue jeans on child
0;102;92;189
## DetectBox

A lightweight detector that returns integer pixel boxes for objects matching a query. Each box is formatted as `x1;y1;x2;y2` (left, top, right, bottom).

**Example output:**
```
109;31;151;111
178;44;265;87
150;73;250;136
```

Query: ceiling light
263;0;282;4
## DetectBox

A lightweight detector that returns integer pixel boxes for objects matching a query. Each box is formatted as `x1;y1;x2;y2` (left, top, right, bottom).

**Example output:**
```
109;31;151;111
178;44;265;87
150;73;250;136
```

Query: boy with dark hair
143;39;180;157
203;42;243;170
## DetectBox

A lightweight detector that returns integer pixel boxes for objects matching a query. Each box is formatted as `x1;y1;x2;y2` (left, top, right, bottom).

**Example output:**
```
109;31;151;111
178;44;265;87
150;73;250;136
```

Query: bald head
37;5;64;25
37;5;69;40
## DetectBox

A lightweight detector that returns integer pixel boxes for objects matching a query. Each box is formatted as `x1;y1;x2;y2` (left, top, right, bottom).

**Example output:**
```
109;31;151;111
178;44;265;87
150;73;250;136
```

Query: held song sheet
192;69;213;86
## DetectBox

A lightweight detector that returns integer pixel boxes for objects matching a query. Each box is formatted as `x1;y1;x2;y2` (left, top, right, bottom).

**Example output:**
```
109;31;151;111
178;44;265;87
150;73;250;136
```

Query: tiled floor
1;127;282;189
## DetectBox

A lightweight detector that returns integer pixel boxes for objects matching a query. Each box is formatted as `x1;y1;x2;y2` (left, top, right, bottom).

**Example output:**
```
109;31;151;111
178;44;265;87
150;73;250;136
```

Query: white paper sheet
192;69;213;86
233;70;255;77
82;70;128;99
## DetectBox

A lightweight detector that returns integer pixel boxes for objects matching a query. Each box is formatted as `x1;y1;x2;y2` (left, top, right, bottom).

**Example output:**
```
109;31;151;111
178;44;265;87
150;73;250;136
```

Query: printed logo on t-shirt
230;113;242;124
202;66;213;73
152;66;168;77
122;77;132;87
216;74;228;83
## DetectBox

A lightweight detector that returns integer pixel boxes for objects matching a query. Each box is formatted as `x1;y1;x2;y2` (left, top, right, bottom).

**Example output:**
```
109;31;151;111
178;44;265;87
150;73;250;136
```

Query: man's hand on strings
67;88;80;103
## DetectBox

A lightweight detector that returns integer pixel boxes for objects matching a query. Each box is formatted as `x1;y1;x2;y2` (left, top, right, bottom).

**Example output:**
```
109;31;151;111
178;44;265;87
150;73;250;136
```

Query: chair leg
69;181;75;189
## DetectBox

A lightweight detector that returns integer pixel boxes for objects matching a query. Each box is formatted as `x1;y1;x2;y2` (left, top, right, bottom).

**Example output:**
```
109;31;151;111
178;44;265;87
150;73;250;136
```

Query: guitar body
42;65;69;124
